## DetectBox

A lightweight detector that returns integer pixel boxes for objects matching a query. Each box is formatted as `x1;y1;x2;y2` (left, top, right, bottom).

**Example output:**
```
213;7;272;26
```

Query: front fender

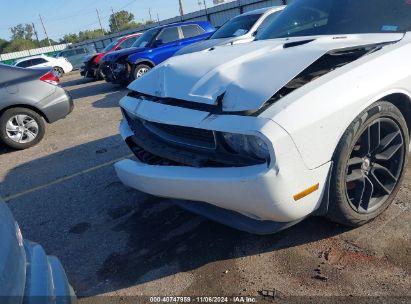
261;39;411;169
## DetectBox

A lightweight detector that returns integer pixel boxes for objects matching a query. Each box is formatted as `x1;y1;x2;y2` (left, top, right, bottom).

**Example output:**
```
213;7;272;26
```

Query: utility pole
32;22;40;46
148;8;152;22
96;9;104;34
111;7;119;32
39;14;54;51
178;0;184;17
157;13;160;25
203;0;210;21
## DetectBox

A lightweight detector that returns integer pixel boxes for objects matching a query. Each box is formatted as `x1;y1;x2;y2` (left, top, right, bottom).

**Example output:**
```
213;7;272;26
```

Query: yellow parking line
4;154;133;202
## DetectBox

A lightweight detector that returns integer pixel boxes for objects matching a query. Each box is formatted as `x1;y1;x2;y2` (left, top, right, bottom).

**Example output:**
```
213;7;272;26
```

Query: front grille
126;137;185;166
123;111;266;168
144;121;216;150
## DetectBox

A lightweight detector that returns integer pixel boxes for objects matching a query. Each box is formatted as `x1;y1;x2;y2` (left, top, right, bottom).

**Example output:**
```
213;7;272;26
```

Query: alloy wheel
135;67;149;78
53;67;63;77
345;118;405;214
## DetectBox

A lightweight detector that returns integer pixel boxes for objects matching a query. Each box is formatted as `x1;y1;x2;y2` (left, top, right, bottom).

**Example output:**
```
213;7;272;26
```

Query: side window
257;12;281;33
65;50;76;57
156;27;180;44
16;60;31;68
119;37;137;49
75;48;86;55
31;58;48;65
181;25;205;38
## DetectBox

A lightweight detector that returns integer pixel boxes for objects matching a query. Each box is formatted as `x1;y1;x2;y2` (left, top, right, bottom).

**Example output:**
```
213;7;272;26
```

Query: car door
29;58;50;68
179;24;208;48
72;48;87;68
151;26;182;63
62;49;76;67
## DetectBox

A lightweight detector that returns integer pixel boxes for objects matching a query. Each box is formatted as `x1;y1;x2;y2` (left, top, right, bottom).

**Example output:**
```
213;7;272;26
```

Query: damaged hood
102;47;148;63
129;33;404;112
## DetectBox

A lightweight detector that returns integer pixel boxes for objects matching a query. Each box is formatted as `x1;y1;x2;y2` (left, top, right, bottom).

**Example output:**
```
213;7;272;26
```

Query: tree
3;39;36;52
60;29;103;44
78;29;104;41
10;24;33;40
109;10;136;32
60;33;79;44
0;38;9;53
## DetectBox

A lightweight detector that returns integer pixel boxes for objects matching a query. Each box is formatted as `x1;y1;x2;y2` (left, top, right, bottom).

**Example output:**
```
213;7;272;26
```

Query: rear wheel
327;101;409;226
0;107;45;150
132;64;151;81
53;66;64;77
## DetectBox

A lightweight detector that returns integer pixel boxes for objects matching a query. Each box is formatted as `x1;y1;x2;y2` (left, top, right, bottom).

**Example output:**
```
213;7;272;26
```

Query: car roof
14;54;51;63
241;5;286;16
152;20;211;30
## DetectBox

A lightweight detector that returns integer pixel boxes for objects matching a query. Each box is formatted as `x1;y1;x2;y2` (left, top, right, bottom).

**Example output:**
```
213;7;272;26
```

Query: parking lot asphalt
0;72;410;301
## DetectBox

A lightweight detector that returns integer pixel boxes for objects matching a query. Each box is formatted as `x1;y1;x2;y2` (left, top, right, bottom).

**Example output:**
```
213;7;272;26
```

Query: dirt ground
0;72;409;303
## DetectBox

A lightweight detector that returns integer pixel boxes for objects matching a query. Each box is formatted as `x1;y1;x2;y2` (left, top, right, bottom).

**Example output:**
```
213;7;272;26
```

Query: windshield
211;14;261;39
258;0;411;40
132;28;159;48
102;39;120;52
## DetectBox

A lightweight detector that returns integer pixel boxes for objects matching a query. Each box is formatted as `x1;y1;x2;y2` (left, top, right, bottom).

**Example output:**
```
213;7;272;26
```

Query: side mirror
154;39;164;47
116;46;123;50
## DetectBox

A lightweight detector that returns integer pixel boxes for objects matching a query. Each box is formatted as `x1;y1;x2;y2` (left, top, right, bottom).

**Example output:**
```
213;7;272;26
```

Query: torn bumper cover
114;96;331;231
100;61;130;83
80;60;98;78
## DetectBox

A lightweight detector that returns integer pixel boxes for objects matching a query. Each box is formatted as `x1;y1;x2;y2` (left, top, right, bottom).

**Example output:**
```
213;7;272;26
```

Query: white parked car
175;6;285;56
14;55;73;77
115;0;411;234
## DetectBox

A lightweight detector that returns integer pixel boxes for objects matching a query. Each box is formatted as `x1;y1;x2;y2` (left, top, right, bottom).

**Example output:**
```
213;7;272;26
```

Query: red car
80;33;141;79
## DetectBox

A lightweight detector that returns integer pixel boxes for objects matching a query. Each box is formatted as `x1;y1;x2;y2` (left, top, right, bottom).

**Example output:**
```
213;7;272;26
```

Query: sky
0;0;228;41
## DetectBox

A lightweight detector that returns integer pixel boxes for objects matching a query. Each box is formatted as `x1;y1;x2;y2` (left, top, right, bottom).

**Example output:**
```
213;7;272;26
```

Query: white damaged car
115;0;411;234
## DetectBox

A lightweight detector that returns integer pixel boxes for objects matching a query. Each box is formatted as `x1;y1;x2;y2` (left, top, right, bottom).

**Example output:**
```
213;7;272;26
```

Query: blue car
100;21;215;84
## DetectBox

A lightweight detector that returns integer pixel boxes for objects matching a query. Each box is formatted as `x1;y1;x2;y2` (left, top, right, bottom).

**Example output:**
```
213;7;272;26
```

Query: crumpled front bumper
100;61;129;83
115;96;331;224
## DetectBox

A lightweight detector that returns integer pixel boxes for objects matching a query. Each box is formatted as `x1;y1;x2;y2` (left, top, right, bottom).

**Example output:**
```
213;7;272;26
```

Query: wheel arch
133;59;155;68
0;104;50;123
316;93;411;216
381;92;411;142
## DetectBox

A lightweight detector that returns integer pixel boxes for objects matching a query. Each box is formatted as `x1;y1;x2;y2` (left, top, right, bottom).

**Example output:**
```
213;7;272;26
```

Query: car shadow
66;81;126;100
0;145;14;155
60;77;92;88
1;136;351;298
92;90;127;108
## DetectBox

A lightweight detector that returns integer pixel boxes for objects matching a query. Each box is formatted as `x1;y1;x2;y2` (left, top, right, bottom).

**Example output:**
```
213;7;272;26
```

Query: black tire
327;101;409;227
131;64;151;81
0;107;46;150
95;67;104;80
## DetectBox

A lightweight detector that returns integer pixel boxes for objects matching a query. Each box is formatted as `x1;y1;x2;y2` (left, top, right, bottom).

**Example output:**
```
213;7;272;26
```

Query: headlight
222;133;270;161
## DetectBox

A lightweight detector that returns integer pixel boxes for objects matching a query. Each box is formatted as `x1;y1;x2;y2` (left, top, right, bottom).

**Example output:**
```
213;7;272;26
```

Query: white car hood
129;34;404;112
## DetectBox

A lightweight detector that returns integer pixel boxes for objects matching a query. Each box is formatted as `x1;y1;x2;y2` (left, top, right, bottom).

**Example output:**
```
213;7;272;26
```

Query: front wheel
327;101;409;227
0;107;46;150
132;64;151;81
